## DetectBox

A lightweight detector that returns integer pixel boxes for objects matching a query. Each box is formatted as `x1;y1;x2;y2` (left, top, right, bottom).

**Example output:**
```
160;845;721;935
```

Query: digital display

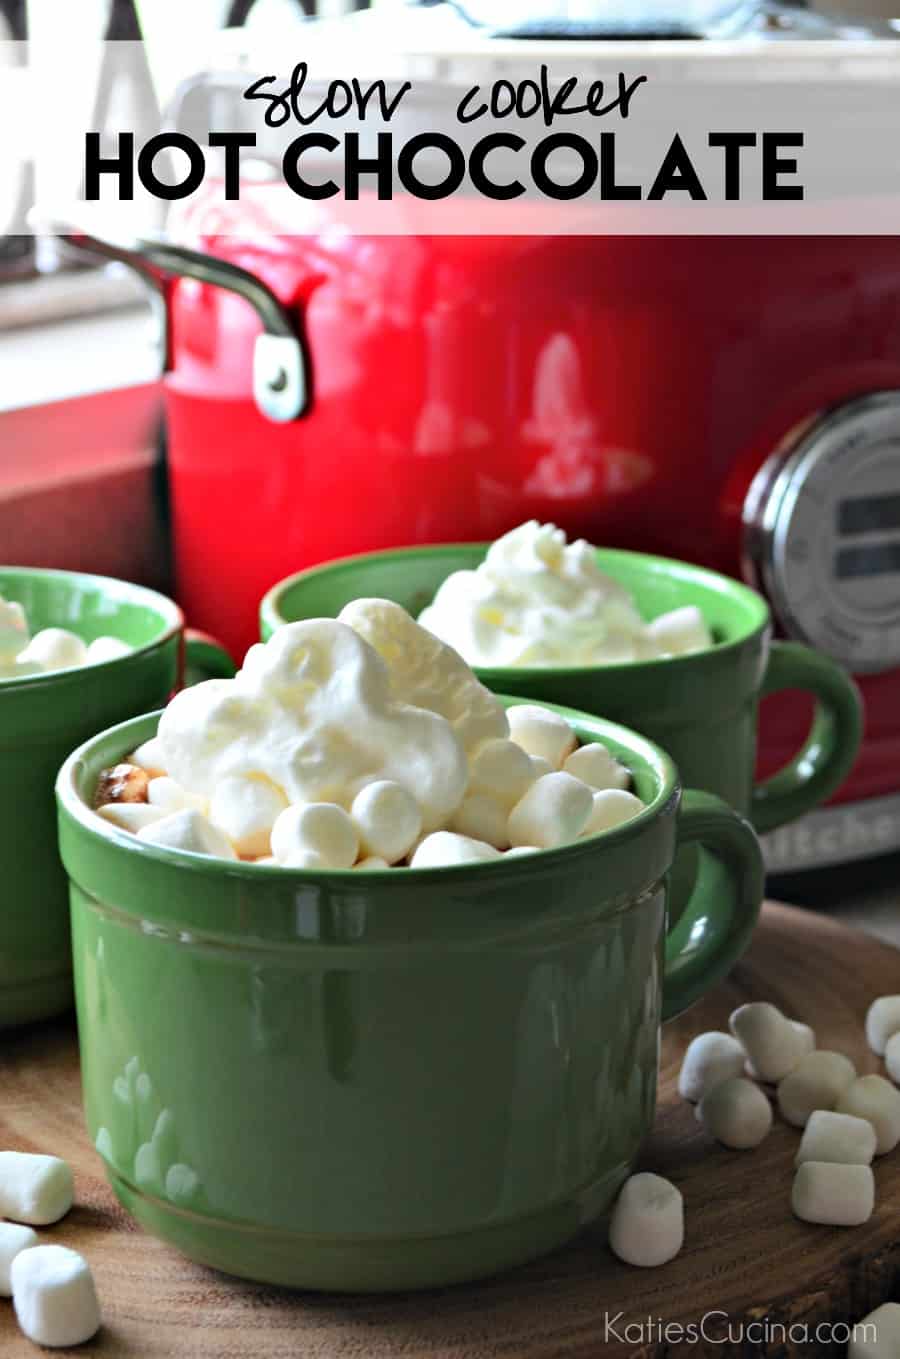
835;542;900;579
838;493;900;536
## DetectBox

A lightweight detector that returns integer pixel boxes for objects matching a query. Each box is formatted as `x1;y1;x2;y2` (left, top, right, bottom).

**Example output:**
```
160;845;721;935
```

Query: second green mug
0;567;234;1028
261;544;863;838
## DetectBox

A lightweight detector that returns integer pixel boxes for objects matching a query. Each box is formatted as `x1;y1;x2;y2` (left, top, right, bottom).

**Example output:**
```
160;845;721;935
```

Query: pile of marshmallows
92;601;645;868
0;1151;99;1349
607;994;900;1287
0;596;131;680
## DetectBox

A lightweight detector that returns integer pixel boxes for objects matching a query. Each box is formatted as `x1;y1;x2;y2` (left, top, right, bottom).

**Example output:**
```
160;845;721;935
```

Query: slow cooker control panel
743;392;900;674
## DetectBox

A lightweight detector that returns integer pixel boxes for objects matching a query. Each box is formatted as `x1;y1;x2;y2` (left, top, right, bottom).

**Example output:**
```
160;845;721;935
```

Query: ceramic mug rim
259;542;771;679
0;566;184;691
56;701;679;888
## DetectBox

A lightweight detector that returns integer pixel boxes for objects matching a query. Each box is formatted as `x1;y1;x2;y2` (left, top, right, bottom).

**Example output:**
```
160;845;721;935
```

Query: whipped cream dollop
0;595;132;679
417;521;711;668
97;604;644;869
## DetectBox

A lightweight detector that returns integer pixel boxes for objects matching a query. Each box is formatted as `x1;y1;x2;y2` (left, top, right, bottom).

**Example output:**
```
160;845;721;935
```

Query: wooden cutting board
2;902;899;1359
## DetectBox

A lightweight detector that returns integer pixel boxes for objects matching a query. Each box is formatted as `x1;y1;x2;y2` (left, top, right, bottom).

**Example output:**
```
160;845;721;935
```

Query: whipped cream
417;521;711;668
96;605;644;869
0;595;132;679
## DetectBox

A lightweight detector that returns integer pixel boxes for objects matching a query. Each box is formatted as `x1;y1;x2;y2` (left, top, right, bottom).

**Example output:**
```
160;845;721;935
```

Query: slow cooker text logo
84;63;805;205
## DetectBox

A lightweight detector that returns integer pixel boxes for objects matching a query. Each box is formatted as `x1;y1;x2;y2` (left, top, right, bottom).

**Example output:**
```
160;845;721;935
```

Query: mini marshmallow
849;1303;900;1359
581;789;645;839
136;808;237;861
866;996;900;1057
468;738;536;810
644;606;711;657
529;755;554;780
745;1020;815;1080
0;1152;73;1226
146;777;207;815
507;705;577;769
837;1075;900;1155
351;780;422;863
791;1161;874;1227
504;845;539;857
608;1173;683;1268
11;1244;101;1348
777;1051;857;1128
97;802;169;834
271;803;359;870
508;772;593;849
729;1002;809;1084
128;737;167;773
696;1077;773;1149
678;1032;746;1103
0;1223;38;1295
281;850;326;870
86;636;132;664
0;597;28;662
563;743;630;791
450;793;510;851
18;627;87;672
209;774;288;858
354;856;390;871
409;832;502;869
885;1032;900;1086
795;1111;877;1167
0;658;41;681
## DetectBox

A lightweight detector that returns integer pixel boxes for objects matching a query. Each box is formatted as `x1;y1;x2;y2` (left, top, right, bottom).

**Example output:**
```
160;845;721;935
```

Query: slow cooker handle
49;223;308;423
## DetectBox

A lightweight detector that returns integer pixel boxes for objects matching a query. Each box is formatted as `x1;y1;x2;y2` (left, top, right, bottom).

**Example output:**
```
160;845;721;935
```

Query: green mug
261;545;863;837
0;567;234;1028
57;703;763;1293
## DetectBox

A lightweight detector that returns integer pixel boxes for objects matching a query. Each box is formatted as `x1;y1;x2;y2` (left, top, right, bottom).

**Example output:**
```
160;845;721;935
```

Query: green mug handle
663;790;765;1021
750;641;863;835
183;629;237;684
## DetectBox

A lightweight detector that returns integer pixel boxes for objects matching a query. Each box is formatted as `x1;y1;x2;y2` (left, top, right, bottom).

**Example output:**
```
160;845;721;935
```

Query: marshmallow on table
581;789;645;839
18;627;87;672
608;1173;684;1268
776;1050;857;1128
450;793;510;851
696;1077;772;1149
796;1111;877;1168
508;772;593;849
866;996;900;1057
86;636;132;664
644;606;712;657
137;808;237;861
729;1003;809;1084
0;1152;73;1226
468;738;536;810
351;781;422;863
271;802;359;869
410;832;502;869
506;705;577;769
11;1245;100;1349
0;1223;38;1295
678;1032;747;1103
885;1032;900;1086
563;742;631;791
791;1161;874;1227
209;774;288;857
836;1075;900;1155
745;1021;814;1080
849;1303;900;1359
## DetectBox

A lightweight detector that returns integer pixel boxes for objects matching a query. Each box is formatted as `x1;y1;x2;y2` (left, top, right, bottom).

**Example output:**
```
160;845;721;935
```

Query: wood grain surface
1;902;899;1358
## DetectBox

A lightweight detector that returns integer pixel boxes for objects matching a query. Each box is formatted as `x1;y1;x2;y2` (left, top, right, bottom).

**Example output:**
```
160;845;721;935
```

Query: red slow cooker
62;9;900;874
